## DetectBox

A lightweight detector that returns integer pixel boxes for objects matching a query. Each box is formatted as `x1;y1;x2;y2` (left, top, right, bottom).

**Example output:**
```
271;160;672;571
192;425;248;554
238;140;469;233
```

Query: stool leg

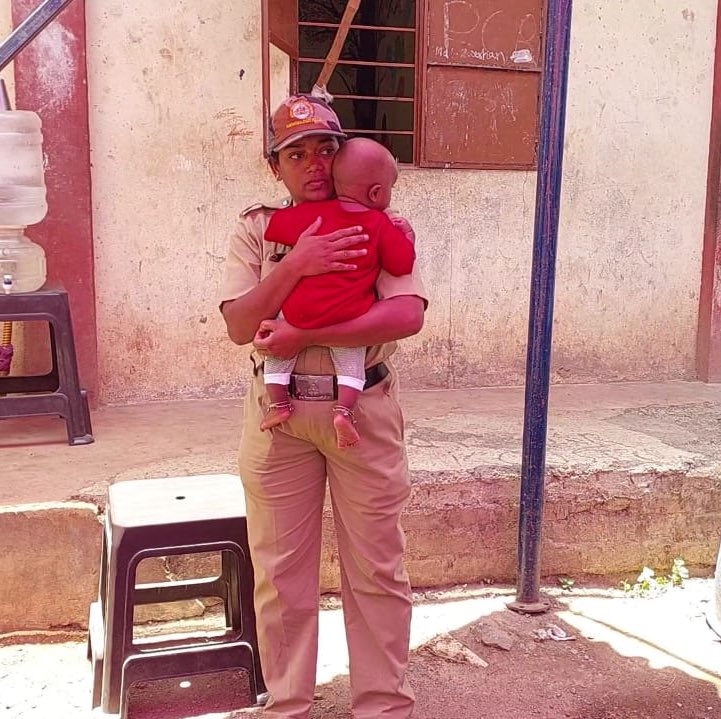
88;602;105;709
221;550;241;631
49;294;93;445
47;323;60;392
101;545;134;714
81;389;92;438
235;544;267;696
99;521;109;616
88;523;109;705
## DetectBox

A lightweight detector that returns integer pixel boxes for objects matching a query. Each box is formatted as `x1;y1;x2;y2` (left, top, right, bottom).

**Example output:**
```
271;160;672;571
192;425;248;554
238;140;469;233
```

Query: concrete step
2;381;721;635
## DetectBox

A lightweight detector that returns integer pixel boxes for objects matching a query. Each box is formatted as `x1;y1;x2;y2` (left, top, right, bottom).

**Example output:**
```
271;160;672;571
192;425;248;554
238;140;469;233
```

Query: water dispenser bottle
0;109;48;293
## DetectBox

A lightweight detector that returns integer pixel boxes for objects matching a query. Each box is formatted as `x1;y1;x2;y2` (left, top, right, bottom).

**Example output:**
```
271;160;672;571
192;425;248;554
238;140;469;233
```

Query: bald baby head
332;138;399;210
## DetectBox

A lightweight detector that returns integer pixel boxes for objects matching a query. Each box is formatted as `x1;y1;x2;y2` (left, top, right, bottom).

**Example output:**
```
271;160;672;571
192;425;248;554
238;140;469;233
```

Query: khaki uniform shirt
220;200;427;376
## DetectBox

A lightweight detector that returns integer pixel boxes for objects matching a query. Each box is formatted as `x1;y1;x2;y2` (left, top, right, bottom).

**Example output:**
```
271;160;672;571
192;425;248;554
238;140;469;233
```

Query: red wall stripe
11;0;97;401
699;3;721;382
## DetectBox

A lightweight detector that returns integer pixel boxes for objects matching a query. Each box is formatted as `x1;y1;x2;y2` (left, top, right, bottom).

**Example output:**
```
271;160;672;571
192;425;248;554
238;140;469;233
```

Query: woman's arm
253;295;425;359
222;218;369;345
309;295;424;346
222;259;304;345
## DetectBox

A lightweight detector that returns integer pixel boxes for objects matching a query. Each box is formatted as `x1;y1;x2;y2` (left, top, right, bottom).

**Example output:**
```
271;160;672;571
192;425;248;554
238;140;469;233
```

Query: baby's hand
390;216;415;246
253;319;307;359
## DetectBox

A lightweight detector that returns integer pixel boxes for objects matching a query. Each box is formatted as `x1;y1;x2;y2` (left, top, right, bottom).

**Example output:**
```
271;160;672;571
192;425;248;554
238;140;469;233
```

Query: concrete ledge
0;464;721;633
2;382;721;633
323;467;721;589
2;465;720;635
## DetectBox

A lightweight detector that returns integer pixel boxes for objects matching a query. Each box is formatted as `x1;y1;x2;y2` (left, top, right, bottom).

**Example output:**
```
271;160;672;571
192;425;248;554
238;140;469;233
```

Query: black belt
259;362;389;401
363;362;389;388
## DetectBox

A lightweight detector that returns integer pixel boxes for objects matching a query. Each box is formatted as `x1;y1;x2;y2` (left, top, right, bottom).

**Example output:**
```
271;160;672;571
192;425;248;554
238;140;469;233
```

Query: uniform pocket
355;375;405;444
382;379;405;441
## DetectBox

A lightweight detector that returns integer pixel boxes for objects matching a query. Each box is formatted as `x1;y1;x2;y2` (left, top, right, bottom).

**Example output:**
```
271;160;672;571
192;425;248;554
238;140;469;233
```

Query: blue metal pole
0;0;77;72
509;0;574;614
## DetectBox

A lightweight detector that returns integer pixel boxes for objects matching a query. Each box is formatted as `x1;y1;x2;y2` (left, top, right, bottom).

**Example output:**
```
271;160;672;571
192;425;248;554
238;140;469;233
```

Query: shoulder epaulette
240;197;293;216
240;202;265;216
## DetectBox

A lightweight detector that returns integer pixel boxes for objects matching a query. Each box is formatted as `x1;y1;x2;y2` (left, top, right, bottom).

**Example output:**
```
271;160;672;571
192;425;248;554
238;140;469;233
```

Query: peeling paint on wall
32;23;76;109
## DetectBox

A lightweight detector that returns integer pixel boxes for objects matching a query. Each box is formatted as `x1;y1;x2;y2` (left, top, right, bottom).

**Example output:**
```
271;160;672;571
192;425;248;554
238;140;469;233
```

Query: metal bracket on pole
0;0;77;72
508;0;574;615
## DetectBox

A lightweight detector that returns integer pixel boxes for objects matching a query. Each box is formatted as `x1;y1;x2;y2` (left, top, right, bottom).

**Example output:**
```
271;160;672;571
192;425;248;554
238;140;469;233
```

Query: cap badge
289;98;314;122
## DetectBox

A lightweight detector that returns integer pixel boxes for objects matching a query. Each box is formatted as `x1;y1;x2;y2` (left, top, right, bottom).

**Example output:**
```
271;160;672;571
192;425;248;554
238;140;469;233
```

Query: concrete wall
86;1;274;402
84;1;717;403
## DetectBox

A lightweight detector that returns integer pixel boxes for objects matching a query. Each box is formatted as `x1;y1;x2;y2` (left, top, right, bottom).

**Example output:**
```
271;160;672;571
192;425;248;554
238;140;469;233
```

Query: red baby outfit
264;199;415;330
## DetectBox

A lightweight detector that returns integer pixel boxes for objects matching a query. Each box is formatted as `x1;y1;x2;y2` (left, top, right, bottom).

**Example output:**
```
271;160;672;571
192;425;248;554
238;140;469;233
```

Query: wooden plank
300;58;415;68
299;21;416;33
315;0;361;90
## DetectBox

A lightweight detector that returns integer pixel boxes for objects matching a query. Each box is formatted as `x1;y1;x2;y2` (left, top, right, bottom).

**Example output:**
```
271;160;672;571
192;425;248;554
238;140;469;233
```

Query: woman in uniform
220;95;427;719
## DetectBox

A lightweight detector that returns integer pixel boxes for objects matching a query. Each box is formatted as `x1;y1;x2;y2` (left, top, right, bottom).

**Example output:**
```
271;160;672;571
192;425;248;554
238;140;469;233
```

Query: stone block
0;503;102;633
132;551;223;623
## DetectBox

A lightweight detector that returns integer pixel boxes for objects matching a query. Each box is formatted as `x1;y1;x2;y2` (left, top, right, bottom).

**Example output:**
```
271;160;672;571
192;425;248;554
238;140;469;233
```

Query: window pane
296;1;418;165
300;27;415;64
346;132;414;164
300;0;416;29
331;98;414;133
299;62;415;98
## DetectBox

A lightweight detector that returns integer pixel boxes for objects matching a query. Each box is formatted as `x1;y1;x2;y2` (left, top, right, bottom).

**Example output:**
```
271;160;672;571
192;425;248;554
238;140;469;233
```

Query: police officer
220;95;427;719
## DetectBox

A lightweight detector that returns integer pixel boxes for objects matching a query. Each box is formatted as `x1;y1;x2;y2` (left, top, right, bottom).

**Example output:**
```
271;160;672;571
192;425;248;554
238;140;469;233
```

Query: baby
261;137;415;448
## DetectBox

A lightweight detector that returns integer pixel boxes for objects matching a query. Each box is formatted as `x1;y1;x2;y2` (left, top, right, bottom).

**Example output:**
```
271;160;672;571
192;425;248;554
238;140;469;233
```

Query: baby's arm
264;206;310;247
377;216;416;277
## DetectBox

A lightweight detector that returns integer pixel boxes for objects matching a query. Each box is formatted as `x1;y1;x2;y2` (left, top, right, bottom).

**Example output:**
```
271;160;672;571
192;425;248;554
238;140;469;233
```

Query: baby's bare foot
333;407;360;448
260;402;293;431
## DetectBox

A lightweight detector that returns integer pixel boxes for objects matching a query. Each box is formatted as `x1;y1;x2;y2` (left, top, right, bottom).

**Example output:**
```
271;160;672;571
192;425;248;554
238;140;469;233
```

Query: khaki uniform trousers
239;365;415;719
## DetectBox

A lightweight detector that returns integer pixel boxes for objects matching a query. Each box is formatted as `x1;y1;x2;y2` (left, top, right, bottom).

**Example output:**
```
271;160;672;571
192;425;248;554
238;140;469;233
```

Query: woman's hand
284;218;369;277
253;318;308;359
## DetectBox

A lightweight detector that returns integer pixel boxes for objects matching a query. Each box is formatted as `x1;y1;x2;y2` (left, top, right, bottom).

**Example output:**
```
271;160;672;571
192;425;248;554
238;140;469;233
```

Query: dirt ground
311;580;721;719
1;579;720;719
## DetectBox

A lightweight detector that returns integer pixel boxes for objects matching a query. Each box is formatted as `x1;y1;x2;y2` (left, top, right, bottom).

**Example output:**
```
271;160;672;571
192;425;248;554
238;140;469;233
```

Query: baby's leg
261;355;296;431
329;346;366;448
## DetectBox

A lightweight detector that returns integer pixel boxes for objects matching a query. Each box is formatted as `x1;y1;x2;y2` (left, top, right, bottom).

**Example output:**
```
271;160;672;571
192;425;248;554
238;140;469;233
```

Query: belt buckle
291;374;335;401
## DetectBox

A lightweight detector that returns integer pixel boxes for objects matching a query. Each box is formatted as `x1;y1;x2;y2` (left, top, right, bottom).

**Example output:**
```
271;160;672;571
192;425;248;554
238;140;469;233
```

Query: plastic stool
0;286;93;445
87;474;265;716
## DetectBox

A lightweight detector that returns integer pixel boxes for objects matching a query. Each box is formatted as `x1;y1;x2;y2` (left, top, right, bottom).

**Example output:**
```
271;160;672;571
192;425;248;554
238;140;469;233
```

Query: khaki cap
269;95;346;153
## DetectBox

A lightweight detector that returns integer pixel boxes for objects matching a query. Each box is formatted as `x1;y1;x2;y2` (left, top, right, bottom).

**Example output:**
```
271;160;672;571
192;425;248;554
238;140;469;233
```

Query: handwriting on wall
429;0;541;71
424;65;539;166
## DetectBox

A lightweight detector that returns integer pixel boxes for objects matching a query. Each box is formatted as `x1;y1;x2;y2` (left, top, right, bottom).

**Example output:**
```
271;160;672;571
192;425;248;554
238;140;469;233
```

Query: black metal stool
0;286;93;445
87;473;266;717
